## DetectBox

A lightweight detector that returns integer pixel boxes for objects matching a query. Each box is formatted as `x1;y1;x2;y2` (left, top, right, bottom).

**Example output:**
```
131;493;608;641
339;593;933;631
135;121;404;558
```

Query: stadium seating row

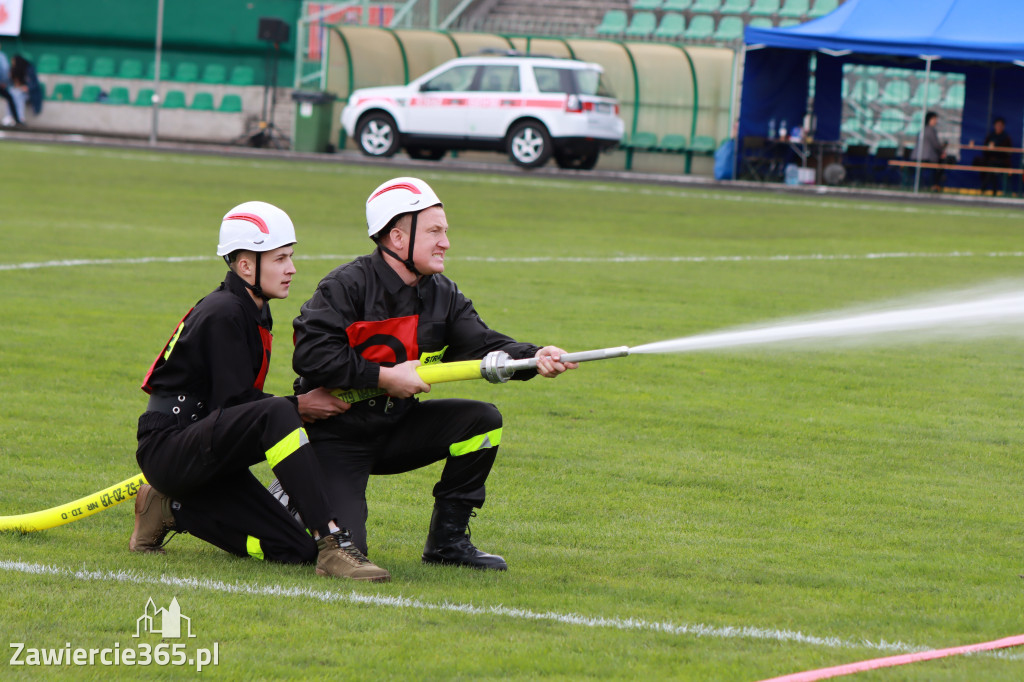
629;0;838;16
597;10;796;40
621;131;717;154
34;54;256;86
843;78;963;109
47;83;244;112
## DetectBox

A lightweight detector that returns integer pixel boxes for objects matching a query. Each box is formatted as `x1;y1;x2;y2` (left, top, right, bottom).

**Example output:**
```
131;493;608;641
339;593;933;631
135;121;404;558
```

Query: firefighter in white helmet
130;201;390;582
289;178;577;570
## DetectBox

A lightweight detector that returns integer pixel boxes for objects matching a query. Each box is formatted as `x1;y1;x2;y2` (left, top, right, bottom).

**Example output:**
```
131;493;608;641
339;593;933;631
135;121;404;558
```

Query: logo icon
134;597;196;639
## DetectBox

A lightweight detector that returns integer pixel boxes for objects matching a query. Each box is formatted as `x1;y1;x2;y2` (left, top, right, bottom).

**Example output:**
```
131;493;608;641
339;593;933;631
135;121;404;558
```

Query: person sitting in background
0;42;22;126
976;116;1013;195
914;111;952;190
11;56;42;119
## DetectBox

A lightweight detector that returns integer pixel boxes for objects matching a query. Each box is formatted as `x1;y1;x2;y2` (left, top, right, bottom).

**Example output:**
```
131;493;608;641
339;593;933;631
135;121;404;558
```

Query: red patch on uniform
346;315;419;365
254;327;273;391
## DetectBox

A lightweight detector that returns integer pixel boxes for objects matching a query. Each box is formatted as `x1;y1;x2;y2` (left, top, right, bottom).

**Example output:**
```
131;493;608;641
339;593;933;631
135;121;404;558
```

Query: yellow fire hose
1;347;629;533
0;473;148;532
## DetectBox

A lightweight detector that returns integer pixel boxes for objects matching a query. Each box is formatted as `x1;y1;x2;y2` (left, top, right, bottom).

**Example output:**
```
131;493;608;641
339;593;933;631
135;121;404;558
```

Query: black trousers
308;398;502;555
136;397;332;564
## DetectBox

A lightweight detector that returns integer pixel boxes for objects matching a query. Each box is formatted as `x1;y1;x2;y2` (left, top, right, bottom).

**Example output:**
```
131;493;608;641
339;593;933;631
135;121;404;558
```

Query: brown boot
316;530;391;582
129;484;175;554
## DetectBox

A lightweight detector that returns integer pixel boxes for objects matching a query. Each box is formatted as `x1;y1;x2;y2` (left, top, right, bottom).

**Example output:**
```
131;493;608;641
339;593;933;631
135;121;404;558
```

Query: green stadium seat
906;109;924;132
625;11;657;38
809;0;838;16
653;12;686;40
218;94;243;112
200;64;227;84
190;92;215;110
172;62;199;82
51;83;74;101
162;90;187;108
849;77;879;103
63;55;88;76
880;78;910;105
943;82;965;108
662;0;692;9
228;65;256;86
910;81;941;107
90;57;116;77
146;61;172;80
632;0;663;9
720;0;752;12
37;54;61;74
690;0;722;11
749;0;782;16
689;135;717;153
876;108;905;134
78;85;102;103
628;131;658;150
778;18;801;26
134;88;155;106
106;86;130;105
714;16;745;41
747;16;774;27
683;14;715;40
658;134;688;152
779;0;810;18
595;10;628;37
117;59;143;79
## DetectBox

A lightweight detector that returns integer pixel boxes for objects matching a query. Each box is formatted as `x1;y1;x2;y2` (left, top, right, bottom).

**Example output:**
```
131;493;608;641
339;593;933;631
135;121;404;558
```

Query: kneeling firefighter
131;200;390;582
284;177;577;570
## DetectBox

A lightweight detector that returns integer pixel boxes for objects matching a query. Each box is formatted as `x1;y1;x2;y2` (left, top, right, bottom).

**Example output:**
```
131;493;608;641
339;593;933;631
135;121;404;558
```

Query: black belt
358;396;397;414
146;393;209;422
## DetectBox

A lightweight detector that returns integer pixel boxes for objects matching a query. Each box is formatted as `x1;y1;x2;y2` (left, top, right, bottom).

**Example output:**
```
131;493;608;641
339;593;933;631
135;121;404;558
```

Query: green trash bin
291;90;337;153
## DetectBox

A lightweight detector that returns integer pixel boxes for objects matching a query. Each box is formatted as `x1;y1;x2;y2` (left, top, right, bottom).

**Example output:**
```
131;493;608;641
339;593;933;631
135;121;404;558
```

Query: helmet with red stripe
365;177;442;239
217;201;297;257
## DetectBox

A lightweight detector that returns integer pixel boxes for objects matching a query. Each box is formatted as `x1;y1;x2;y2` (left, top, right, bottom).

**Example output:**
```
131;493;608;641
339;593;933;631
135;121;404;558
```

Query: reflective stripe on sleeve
246;535;264;561
449;427;503;457
266;428;309;469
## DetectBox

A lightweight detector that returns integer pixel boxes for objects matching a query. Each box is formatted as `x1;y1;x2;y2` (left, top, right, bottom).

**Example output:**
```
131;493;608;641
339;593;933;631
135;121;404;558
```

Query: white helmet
217;201;297;257
365;177;442;238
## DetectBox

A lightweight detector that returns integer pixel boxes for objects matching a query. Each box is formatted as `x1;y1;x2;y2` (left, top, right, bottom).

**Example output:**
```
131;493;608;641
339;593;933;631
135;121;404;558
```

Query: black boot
422;500;507;571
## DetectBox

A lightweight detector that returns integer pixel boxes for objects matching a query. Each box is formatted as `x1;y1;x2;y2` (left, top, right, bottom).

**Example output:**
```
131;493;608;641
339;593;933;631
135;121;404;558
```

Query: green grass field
1;141;1022;680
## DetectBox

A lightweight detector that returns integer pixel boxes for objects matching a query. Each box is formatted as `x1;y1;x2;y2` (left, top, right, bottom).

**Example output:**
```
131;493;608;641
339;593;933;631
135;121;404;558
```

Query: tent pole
913;56;934;194
149;0;165;146
729;44;744;181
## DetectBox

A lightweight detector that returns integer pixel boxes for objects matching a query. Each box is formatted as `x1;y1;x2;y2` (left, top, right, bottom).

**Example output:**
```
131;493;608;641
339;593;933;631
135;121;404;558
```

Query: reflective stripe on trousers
449;427;503;457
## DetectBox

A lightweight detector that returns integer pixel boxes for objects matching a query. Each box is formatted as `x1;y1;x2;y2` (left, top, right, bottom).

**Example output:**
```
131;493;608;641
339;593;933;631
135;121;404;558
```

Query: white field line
3;251;1024;272
14;143;1024;221
0;559;1020;661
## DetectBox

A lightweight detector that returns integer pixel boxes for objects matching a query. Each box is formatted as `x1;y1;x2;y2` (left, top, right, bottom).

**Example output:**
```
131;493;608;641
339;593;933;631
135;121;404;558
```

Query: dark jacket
142;271;278;411
293;250;540;425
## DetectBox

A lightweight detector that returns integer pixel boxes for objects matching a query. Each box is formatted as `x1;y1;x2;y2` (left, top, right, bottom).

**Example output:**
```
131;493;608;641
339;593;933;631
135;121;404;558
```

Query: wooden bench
887;159;1022;193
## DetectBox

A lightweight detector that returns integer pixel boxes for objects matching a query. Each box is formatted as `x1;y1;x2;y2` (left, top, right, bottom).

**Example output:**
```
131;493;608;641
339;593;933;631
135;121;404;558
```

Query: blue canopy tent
739;0;1024;190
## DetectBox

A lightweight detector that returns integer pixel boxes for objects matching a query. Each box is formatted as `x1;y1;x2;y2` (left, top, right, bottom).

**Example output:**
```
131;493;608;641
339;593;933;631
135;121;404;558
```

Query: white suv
341;54;624;170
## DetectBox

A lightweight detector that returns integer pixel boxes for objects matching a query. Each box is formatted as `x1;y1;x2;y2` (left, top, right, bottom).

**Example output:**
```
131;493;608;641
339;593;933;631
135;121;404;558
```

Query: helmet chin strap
225;252;267;300
377;211;422;276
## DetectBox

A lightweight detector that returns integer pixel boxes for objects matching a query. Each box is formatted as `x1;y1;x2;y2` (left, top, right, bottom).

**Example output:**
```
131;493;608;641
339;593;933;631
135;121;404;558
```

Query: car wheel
356;112;400;157
554;149;599;171
407;146;446;161
507;121;553;169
